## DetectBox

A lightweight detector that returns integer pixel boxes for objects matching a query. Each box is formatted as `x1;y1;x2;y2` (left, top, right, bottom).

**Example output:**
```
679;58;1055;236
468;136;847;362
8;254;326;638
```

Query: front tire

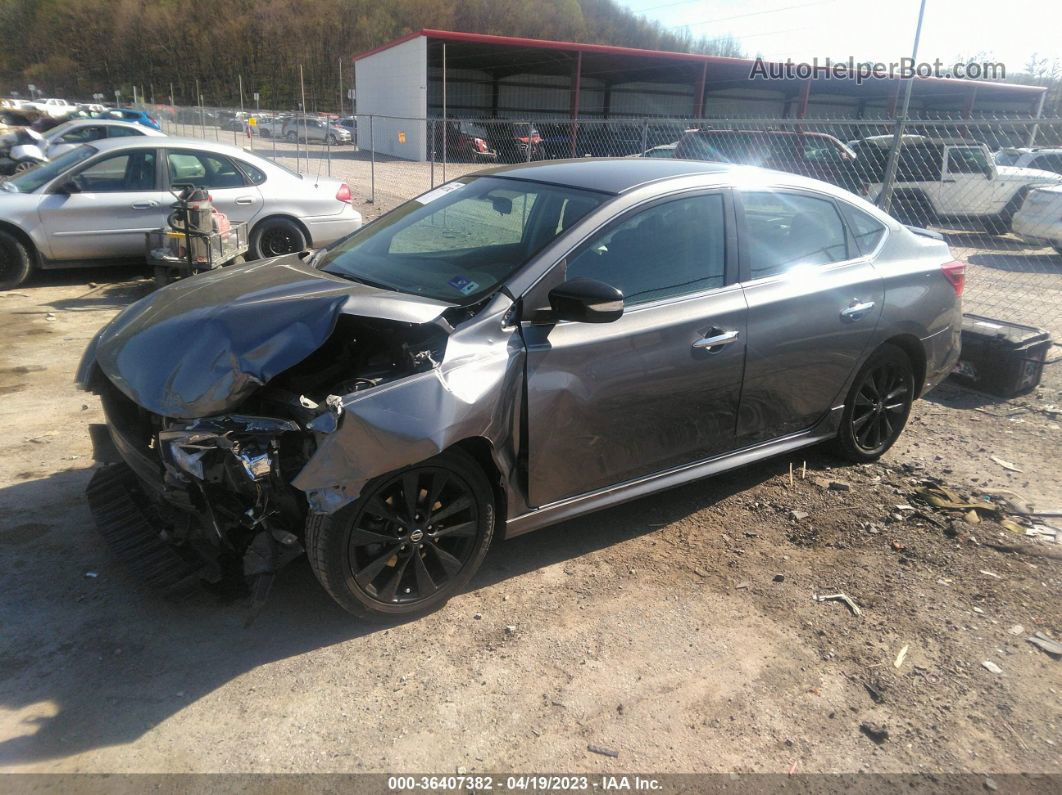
0;230;33;290
831;344;915;463
249;218;307;259
305;449;495;620
286;131;297;143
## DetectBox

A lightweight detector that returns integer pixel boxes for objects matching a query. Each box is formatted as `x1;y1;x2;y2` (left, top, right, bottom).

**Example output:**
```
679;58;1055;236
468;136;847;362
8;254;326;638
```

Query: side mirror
984;165;994;180
55;179;81;195
548;278;624;324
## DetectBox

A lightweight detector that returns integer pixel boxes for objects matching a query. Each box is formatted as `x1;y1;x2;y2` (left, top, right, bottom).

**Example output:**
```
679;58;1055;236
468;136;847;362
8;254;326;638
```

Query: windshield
320;176;606;303
42;120;78;142
0;144;97;193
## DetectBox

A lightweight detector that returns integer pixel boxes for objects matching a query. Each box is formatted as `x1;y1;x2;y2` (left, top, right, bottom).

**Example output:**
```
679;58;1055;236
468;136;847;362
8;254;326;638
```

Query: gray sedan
0;137;361;288
78;159;962;620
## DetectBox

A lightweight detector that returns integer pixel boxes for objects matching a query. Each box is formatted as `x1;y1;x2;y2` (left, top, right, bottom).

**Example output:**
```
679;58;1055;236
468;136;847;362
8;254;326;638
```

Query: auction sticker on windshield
447;275;480;295
416;182;465;204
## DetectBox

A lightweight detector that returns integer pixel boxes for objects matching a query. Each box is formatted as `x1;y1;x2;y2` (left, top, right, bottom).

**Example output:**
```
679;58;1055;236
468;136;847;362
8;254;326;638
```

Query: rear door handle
130;200;159;209
841;300;876;321
692;330;740;351
234;196;255;205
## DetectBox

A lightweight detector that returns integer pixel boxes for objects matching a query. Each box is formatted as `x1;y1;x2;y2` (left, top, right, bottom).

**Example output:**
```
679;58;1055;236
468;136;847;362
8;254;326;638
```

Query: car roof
88;136;252;154
689;128;840;141
68;118;161;132
475;157;851;196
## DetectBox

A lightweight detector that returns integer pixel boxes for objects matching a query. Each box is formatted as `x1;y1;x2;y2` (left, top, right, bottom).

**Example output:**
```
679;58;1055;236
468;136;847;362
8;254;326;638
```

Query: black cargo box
950;313;1052;398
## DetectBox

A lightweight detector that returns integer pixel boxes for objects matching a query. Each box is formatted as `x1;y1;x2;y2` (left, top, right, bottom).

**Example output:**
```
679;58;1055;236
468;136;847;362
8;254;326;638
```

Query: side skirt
503;407;842;539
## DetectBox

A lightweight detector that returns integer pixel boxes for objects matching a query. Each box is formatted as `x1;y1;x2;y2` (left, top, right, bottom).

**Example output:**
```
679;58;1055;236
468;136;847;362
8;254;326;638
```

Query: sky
618;0;1061;74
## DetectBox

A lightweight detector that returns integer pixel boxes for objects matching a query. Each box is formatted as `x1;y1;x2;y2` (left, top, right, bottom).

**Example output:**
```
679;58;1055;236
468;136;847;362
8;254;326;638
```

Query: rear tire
0;230;33;290
249;218;307;259
13;159;39;173
830;344;915;463
286;131;297;143
305;449;495;620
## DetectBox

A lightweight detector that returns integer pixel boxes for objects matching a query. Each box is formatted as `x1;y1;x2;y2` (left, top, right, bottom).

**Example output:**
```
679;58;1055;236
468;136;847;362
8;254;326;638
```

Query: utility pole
878;0;928;214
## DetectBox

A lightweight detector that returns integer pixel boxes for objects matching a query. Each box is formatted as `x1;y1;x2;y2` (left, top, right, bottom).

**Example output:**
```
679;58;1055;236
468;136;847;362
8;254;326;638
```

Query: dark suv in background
675;128;867;194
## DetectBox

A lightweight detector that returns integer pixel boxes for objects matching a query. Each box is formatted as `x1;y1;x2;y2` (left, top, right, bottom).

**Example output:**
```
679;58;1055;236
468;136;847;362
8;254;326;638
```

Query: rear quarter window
839;203;887;255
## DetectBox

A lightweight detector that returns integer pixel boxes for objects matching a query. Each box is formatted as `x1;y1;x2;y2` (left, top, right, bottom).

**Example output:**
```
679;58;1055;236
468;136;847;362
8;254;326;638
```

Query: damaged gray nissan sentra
77;158;963;620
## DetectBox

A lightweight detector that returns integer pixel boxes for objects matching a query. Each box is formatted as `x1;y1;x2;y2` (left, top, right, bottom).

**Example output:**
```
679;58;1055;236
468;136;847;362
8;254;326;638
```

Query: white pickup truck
851;135;1062;233
30;97;76;118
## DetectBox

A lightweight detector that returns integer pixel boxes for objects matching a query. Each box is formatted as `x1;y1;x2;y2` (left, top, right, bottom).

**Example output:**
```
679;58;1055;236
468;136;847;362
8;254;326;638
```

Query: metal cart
145;221;249;288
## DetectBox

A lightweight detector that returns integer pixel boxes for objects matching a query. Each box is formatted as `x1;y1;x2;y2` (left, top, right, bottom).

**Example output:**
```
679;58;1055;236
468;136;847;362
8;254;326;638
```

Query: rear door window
839;203;888;255
107;125;145;138
741;191;849;279
167;150;247;188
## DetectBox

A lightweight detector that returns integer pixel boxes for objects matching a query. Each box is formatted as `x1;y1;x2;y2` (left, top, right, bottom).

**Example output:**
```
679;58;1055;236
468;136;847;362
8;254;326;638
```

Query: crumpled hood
83;255;453;419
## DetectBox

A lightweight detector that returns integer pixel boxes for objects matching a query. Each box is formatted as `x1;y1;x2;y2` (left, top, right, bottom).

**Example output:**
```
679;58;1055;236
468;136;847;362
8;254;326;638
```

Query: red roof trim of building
352;29;1045;94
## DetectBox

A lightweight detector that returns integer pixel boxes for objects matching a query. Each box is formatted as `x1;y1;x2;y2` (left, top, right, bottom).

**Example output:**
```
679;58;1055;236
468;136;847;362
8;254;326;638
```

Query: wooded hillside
0;0;745;110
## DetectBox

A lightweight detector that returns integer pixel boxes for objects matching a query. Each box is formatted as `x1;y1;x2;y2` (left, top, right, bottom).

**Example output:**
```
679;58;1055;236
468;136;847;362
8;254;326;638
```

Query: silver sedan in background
0;137;362;288
79;159;963;620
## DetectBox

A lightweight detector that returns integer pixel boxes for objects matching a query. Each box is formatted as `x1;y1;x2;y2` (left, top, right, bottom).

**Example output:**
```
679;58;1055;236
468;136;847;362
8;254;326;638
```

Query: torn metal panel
293;294;524;514
85;254;453;419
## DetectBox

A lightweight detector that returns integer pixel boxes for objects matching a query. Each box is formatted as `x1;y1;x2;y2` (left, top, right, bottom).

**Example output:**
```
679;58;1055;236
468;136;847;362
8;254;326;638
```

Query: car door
36;147;167;260
931;146;1006;215
522;191;747;507
735;188;884;443
164;148;264;226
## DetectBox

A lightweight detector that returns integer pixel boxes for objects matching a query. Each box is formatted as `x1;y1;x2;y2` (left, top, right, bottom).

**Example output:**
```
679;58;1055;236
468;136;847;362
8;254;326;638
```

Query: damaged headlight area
83;312;453;618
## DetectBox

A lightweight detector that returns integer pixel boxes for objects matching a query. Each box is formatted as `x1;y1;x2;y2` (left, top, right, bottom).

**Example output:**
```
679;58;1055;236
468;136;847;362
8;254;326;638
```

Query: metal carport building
353;29;1047;161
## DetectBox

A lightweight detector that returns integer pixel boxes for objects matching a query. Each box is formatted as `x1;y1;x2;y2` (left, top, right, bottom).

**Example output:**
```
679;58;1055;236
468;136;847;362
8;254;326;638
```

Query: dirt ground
0;266;1060;777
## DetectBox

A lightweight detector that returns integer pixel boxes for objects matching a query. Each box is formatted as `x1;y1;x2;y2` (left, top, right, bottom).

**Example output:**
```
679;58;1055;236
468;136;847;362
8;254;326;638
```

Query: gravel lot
0;264;1059;776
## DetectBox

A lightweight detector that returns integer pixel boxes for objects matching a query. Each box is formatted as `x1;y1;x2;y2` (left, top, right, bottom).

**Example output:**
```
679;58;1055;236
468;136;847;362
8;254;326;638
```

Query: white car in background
0;137;362;288
1012;185;1062;254
995;147;1062;176
0;119;165;174
32;98;76;118
42;118;166;157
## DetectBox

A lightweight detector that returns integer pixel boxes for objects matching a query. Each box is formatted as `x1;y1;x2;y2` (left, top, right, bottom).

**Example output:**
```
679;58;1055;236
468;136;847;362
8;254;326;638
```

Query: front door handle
841;300;876;321
130;200;159;209
692;330;740;351
234;196;255;205
942;179;956;183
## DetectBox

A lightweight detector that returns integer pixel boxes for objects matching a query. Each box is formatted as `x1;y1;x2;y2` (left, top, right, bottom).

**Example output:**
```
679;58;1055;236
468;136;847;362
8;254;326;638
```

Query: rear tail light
941;260;966;296
336;183;352;203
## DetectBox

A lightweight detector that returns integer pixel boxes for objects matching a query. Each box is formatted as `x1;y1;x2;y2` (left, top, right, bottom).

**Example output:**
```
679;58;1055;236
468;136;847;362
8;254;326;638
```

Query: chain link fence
145;104;1062;337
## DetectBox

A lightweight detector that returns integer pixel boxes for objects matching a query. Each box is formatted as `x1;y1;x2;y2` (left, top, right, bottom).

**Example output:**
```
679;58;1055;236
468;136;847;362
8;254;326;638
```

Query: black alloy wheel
832;344;915;462
306;449;494;619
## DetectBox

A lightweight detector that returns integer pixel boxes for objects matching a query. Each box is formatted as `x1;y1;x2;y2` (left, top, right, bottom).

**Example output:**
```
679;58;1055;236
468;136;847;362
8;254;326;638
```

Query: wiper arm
325;268;400;292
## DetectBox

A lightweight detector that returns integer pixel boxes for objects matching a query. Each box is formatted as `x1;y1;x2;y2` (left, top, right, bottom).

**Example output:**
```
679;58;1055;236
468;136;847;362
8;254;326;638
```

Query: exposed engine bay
85;311;454;616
